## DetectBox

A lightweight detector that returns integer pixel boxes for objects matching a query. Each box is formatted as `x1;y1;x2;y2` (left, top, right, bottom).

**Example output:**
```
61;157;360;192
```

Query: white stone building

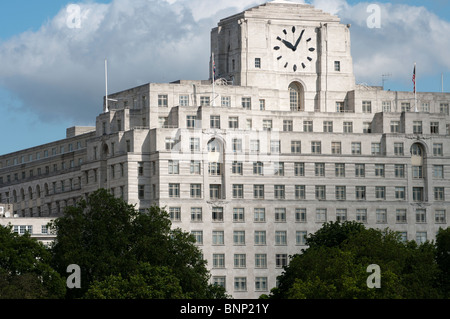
0;1;449;298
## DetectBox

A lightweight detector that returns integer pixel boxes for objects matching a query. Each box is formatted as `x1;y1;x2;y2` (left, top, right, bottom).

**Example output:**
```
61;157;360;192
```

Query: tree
435;227;450;298
50;189;228;299
269;221;446;299
0;225;66;299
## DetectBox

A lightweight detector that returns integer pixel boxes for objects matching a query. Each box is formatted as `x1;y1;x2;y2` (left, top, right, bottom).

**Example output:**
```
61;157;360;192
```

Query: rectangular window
275;208;286;222
212;207;224;221
168;160;179;174
336;102;345;113
375;164;385;177
221;96;230;107
179;95;189;106
390;121;400;133
250;140;260;153
254;231;266;245
169;207;181;221
295;185;306;200
290;141;301;154
412;166;423;179
242;97;251;109
233;208;245;222
394;142;404;156
228;117;239;129
382;101;391;113
395;187;406;200
191;207;202;222
434;187;445;201
440;103;449;115
416;209;426;223
315;208;327;223
430;122;439;134
335;186;346;201
270;140;280;153
315;163;325;177
210;184;221;199
376;209;387;223
190;160;201;174
323;121;333;132
253;185;265;199
210;115;220;129
275;231;287;245
396;209;407;223
355;186;366;200
435;210;446;223
315;185;326;200
213;254;225;268
283;120;293;131
371;143;381;155
259;99;265;110
263;119;272;131
395;164;405;178
254;208;266;222
169;183;180;198
138;185;145;199
303;120;313;132
356;209;367;223
200;96;210;106
255;277;268;292
276;254;288;269
295;208;307;222
336;209;347;222
335;163;345;177
433;143;443;156
331;142;341;154
232;138;242;152
375;186;386;200
187;115;196;128
413;187;424;202
255;254;267;268
274;185;285;199
362;101;372;113
351;142;361;155
158;94;168;107
294;162;305;176
311;141;321;154
413;121;423;134
343;122;353;133
433;165;444;179
334;61;341;71
274;162;284;176
233;184;244;199
232;161;243;175
212;231;224;245
190;184;202;198
234;254;246;268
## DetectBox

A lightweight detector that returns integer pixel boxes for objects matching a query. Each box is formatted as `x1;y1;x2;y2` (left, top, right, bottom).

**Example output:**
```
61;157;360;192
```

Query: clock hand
280;39;295;51
293;29;305;51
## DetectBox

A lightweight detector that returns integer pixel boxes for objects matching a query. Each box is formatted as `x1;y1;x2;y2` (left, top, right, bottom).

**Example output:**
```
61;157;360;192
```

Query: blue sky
0;0;449;155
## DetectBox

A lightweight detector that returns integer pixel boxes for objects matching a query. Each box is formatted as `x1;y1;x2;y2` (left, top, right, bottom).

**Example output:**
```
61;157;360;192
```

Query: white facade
0;2;449;298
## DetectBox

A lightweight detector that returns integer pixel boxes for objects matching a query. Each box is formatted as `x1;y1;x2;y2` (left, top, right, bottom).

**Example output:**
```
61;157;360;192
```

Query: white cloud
0;0;449;125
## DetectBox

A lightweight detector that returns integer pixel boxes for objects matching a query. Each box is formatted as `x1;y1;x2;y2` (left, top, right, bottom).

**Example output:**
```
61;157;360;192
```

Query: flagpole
212;52;216;107
105;58;109;113
414;62;417;112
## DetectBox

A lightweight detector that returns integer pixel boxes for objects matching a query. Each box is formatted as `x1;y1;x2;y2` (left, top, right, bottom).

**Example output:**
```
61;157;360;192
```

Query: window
343;122;353;133
334;61;341;71
191;207;202;221
275;208;286;222
413;121;423;134
212;207;224;221
242;97;251;109
295;208;307;222
138;185;145;199
335;186;346;201
276;254;288;268
315;163;325;177
355;186;366;200
190;160;201;174
362;101;372;113
336;209;347;222
212;231;224;245
355;164;365;177
233;208;245;222
315;185;326;200
435;210;446;223
395;164;405;178
316;208;327;223
233;184;244;199
253;185;264;199
210;115;220;129
390;121;400;133
295;185;306;200
356;209;367;223
200;96;210;106
416;209;426;223
351;142;361;155
274;162;284;176
255;58;261;68
433;165;444;179
413;187;424;202
303;120;313;132
169;183;180;198
434;187;445;201
221;96;231;107
395;187;406;200
283;120;293;131
213;254;225;268
433;143;443;156
311;141;321;154
336;102;345;113
255;277;268;291
335;163;345;177
169;207;181;221
430;122;439;134
250;140;260;153
263;119;272;131
331;142;341;154
396;209;407;223
234;277;247;291
412;166;423;179
254;231;266;245
440;103;449;115
294;162;305;176
363;122;372;133
234;254;246;268
179;95;189;106
270;140;280;153
191;231;203;244
232;161;243;175
168;160;179;174
190;184;202;198
382;101;391;112
229;117;239;129
190;138;200;152
376;209;387;223
416;232;427;244
289;82;303;111
401;102;411;112
158;94;168;107
255;254;267;268
275;231;287;245
274;185;285;199
375;186;386;200
375;164;385;177
254;208;266;222
259;99;265;110
323;121;333;132
186;115;196;128
394;143;404;156
232;138;242;152
371;143;381;155
165;137;176;150
253;162;264;176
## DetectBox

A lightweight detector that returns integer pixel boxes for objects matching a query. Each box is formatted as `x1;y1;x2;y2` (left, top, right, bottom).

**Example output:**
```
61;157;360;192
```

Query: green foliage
0;225;66;299
270;221;449;299
50;189;228;299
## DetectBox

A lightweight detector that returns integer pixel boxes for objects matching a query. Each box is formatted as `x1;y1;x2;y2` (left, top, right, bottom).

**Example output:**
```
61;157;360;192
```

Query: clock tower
210;0;355;112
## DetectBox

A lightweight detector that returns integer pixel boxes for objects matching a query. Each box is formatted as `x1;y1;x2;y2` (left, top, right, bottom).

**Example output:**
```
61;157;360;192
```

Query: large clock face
273;26;315;72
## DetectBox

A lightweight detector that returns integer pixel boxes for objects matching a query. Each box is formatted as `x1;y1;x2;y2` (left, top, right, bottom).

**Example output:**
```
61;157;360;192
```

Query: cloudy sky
0;0;449;155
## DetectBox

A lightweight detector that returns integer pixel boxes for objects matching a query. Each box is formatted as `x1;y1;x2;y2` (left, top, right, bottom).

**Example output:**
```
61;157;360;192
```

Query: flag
412;64;416;93
213;57;216;80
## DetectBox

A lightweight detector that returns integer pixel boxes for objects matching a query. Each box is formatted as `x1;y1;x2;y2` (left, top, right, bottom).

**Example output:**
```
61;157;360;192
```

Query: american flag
412;64;416;93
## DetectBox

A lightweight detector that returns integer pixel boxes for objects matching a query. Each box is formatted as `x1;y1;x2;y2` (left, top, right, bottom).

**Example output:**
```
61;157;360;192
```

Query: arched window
207;138;221;153
411;143;423;156
289;82;304;111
